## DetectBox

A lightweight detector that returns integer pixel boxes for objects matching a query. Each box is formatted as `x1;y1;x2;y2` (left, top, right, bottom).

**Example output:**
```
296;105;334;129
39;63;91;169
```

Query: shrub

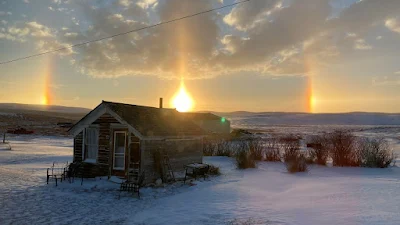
265;148;281;162
207;165;221;175
307;135;329;165
235;141;256;169
264;137;281;161
327;130;361;167
248;138;264;161
285;153;308;173
305;153;315;164
227;218;256;225
280;134;301;162
203;139;215;156
214;140;232;157
358;138;394;168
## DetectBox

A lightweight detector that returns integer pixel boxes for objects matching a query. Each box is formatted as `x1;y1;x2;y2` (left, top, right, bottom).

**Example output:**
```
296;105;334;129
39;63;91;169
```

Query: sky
0;0;400;113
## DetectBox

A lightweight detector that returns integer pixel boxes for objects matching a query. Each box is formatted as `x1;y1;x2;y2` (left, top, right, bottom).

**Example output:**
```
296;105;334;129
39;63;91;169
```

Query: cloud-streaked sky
1;0;400;112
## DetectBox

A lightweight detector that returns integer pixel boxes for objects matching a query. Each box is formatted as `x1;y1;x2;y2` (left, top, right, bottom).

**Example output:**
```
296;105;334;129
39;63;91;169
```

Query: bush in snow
280;134;301;162
264;137;281;161
227;218;257;225
213;140;233;157
307;135;329;165
207;165;221;175
265;147;281;162
235;141;256;169
285;152;308;173
357;137;394;168
203;139;215;156
248;138;264;161
326;130;361;167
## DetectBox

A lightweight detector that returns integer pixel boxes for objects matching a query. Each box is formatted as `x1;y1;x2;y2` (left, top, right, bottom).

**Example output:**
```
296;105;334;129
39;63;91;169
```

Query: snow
1;135;400;225
0;112;19;117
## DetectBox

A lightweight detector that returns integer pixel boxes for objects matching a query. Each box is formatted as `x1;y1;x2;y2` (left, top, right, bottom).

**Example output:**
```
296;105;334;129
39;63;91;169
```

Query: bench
46;162;69;186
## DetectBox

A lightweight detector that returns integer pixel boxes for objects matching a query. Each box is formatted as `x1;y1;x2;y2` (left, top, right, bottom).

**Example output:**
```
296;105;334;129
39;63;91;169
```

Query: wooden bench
184;163;210;184
47;162;69;186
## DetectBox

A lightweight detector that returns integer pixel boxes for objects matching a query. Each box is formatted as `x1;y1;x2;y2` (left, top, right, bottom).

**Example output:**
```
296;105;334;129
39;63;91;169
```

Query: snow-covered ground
1;135;400;225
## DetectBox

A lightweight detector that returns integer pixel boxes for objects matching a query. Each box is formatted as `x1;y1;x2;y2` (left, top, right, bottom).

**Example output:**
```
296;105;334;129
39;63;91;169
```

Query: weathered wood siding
73;132;83;162
72;113;120;177
141;139;203;183
129;134;141;169
93;113;119;167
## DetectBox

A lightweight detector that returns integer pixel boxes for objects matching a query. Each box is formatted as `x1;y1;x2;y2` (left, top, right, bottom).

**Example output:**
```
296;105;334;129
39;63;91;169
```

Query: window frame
82;126;99;163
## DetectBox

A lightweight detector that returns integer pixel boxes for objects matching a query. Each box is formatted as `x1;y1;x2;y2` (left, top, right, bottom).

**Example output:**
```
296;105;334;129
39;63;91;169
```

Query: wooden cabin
68;101;206;184
183;112;231;134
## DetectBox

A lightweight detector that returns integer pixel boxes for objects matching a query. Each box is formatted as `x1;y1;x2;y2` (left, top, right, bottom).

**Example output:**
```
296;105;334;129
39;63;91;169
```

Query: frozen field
1;135;400;225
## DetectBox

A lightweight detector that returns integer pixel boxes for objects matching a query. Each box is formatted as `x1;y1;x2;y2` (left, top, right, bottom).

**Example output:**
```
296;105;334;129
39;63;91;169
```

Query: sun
172;81;193;112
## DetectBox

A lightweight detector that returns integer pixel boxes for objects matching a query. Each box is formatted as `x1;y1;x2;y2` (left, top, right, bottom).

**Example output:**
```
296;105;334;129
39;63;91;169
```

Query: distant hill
210;111;400;126
0;103;91;114
0;103;92;136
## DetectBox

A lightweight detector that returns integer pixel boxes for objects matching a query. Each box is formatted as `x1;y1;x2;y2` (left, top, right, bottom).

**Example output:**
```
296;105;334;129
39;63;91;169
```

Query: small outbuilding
68;101;207;184
183;112;231;135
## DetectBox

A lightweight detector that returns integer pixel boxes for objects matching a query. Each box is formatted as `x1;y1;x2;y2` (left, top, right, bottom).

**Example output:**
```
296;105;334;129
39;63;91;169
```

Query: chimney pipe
159;98;163;108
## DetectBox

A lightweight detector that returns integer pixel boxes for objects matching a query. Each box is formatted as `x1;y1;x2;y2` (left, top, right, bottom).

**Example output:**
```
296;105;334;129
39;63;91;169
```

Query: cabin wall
93;113;119;167
141;139;203;184
72;113;120;177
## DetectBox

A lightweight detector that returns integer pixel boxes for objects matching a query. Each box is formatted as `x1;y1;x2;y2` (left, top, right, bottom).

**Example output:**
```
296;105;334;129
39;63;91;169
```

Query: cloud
26;21;54;37
223;0;281;31
137;0;158;9
59;0;400;79
36;39;74;55
354;39;372;50
1;20;73;56
3;0;400;80
372;75;400;86
385;17;400;33
0;32;21;41
71;0;220;79
0;11;12;16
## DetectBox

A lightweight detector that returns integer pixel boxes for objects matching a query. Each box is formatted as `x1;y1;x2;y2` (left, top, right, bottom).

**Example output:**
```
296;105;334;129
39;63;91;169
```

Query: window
84;127;99;163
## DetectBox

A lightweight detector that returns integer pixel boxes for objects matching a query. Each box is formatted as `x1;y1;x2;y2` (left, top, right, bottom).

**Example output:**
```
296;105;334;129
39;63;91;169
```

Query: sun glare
41;95;49;105
172;81;193;112
310;96;317;111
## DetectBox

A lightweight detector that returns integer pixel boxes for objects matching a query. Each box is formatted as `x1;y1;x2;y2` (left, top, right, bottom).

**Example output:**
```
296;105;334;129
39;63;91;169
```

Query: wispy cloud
354;39;372;50
385;17;400;33
372;76;400;86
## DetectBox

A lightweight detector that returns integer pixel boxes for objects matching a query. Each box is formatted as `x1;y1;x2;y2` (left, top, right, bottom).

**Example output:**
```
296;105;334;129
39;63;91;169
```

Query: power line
0;0;251;65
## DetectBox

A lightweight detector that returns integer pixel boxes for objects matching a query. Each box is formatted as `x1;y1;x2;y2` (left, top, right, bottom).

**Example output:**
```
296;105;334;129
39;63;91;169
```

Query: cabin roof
182;112;222;121
69;101;205;138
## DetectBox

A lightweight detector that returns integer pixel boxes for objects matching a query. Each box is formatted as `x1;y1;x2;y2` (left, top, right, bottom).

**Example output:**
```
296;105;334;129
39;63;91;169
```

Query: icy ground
1;136;400;225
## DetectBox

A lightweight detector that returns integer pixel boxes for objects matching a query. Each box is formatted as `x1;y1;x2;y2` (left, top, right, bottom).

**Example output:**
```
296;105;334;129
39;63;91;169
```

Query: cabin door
113;131;127;171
